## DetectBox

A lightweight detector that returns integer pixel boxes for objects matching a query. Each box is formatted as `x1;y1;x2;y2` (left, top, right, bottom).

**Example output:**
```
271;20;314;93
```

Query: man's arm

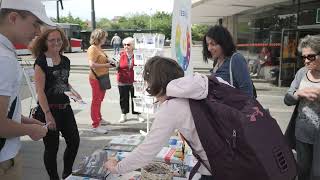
0;95;33;138
110;37;115;45
21;115;44;126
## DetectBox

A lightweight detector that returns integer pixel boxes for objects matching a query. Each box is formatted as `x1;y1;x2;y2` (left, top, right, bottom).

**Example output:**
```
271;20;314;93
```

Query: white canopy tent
191;0;292;24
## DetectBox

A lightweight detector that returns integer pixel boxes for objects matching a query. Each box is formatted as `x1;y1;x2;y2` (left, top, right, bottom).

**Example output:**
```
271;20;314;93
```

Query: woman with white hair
284;35;320;180
117;37;144;123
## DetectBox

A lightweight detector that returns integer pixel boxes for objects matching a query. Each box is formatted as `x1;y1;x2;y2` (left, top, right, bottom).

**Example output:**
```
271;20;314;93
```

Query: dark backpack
187;75;296;180
0;97;17;151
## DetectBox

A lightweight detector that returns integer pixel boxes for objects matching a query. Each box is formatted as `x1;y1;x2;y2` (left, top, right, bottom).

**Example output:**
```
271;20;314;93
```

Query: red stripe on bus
70;38;81;47
14;44;28;49
237;43;281;47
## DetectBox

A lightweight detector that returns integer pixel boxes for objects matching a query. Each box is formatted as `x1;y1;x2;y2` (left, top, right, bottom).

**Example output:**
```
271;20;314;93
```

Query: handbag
90;68;111;90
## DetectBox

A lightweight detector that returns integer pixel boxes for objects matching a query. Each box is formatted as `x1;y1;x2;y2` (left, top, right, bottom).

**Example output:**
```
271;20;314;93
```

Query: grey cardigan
284;67;307;106
284;67;320;177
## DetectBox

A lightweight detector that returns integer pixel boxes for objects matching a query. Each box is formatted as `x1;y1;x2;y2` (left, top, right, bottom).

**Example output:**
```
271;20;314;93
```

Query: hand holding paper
64;90;86;104
104;158;118;174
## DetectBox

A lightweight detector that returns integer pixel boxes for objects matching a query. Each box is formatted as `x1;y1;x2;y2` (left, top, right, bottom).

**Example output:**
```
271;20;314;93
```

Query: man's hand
104;158;118;174
45;112;56;130
27;124;48;141
296;87;320;101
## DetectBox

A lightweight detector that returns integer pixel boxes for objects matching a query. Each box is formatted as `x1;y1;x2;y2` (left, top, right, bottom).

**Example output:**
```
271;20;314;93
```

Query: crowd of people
0;0;319;180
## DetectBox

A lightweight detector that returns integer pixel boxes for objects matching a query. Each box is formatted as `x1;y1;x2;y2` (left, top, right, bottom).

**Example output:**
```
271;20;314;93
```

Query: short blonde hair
90;29;107;45
122;37;135;48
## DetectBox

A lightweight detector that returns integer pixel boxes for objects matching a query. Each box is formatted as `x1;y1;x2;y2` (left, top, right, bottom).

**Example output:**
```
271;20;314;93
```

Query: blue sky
43;0;174;20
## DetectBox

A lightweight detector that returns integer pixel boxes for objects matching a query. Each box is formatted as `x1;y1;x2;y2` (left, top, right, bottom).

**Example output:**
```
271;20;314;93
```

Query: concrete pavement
18;47;293;180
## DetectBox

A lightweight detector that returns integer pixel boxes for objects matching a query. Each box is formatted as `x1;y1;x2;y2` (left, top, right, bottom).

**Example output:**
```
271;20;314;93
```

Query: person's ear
7;12;19;25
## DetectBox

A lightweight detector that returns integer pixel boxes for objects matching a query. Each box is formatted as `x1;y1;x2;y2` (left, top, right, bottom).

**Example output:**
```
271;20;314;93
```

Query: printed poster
171;0;192;74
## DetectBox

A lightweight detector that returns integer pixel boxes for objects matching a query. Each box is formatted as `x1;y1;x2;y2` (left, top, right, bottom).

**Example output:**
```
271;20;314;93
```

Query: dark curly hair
202;25;236;63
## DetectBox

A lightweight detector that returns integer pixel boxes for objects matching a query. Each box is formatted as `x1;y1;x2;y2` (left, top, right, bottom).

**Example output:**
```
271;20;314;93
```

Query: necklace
308;70;320;82
216;59;224;68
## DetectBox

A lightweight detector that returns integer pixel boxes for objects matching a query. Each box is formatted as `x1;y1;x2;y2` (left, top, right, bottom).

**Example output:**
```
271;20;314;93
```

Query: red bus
56;23;82;52
14;23;82;55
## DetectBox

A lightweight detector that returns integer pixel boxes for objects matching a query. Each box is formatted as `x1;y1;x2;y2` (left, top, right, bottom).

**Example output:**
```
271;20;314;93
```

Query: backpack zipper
232;130;237;149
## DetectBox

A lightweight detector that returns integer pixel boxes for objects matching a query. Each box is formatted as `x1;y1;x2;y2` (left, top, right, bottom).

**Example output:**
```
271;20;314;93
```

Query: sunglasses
123;43;131;47
301;53;319;61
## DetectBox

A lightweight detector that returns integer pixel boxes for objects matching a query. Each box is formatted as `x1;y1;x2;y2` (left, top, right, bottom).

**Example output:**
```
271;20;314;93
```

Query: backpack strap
0;97;18;151
179;133;212;179
229;53;257;98
7;97;17;119
229;52;239;86
90;68;99;79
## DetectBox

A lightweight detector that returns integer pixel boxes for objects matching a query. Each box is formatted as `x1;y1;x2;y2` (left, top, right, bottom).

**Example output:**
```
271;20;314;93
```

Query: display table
68;134;200;180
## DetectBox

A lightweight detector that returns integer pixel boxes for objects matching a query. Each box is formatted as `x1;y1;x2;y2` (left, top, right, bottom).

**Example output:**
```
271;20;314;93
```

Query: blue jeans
113;44;120;55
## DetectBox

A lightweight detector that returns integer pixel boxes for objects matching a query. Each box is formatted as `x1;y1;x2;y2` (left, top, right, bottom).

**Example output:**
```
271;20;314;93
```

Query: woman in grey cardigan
284;35;320;180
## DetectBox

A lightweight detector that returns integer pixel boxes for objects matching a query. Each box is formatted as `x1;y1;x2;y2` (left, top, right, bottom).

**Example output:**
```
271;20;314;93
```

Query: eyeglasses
300;53;320;61
123;43;131;47
47;39;63;44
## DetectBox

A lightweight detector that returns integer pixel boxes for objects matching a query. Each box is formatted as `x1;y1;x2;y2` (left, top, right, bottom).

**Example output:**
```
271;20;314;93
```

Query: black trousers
35;105;80;180
296;140;314;180
118;85;139;114
200;175;214;180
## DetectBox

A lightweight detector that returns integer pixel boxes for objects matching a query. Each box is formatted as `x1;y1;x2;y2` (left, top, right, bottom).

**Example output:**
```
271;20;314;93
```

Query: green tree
151;11;172;39
97;18;112;29
191;24;209;41
52;12;89;30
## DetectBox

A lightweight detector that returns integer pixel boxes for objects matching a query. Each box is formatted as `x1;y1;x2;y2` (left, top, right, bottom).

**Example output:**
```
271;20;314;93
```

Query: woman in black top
31;28;82;180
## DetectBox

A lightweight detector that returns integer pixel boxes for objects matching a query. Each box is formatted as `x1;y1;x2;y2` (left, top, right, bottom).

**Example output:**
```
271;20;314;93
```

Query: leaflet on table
72;149;109;179
154;147;184;164
64;91;86;104
104;144;135;152
109;134;144;146
65;175;102;180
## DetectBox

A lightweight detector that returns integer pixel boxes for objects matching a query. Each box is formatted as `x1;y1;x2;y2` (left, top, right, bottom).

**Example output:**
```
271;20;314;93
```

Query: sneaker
100;119;111;125
252;73;258;77
137;114;145;122
92;126;108;134
119;114;127;123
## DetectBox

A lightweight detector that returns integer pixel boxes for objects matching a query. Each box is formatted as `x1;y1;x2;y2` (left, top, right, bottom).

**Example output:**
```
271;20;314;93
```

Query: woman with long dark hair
202;25;254;97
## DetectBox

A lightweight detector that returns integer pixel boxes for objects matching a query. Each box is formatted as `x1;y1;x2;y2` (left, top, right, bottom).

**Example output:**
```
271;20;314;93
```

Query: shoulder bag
90;68;111;90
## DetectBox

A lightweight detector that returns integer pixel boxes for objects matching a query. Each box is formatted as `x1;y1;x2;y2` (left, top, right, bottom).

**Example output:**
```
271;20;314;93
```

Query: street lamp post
56;0;59;22
91;0;96;30
56;0;63;22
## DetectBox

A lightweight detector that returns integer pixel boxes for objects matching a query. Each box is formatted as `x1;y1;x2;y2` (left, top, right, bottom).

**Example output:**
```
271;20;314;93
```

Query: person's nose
34;26;41;36
304;58;310;65
207;44;214;52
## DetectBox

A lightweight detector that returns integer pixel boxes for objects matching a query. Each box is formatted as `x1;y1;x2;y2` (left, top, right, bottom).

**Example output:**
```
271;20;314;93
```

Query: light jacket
284;67;320;177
